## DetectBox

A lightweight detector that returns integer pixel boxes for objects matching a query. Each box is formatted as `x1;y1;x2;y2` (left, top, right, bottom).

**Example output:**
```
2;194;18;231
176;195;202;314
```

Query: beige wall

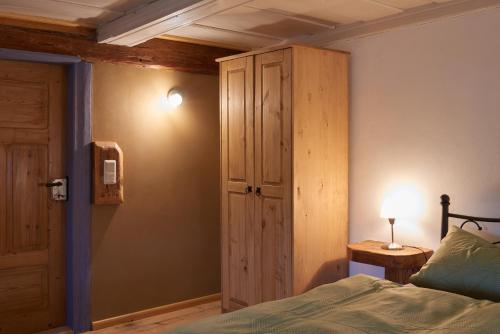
330;7;500;277
91;63;220;320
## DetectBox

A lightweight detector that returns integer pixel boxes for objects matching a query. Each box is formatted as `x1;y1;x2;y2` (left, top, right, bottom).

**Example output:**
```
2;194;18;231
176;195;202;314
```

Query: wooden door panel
10;145;48;252
220;56;255;311
261;63;283;185
227;70;247;181
261;197;287;301
0;60;65;334
254;49;292;303
227;193;249;307
0;79;48;129
0;145;6;255
0;265;48;313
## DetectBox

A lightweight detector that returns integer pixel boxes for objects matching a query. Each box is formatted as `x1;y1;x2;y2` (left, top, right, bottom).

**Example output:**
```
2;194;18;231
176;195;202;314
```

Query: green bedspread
167;275;500;333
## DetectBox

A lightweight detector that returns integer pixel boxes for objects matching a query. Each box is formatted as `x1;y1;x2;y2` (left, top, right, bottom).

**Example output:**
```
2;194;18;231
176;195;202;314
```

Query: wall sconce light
167;89;183;108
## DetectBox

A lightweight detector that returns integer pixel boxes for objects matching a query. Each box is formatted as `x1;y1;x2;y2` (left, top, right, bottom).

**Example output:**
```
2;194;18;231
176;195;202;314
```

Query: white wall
330;7;500;277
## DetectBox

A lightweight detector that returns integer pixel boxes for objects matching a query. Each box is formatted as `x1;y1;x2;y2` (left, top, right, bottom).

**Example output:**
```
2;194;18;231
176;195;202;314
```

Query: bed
167;194;500;333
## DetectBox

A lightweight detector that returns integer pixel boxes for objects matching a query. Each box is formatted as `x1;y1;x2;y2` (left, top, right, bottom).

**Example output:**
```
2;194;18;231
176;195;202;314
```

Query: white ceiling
166;0;457;49
0;0;154;26
0;0;469;49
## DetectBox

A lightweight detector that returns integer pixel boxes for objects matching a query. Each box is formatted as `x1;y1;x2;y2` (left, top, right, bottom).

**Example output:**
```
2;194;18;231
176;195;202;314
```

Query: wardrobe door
254;49;292;302
220;56;255;311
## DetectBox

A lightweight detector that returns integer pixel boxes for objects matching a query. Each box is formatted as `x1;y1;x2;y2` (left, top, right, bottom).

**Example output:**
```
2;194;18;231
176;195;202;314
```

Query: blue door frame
0;48;92;333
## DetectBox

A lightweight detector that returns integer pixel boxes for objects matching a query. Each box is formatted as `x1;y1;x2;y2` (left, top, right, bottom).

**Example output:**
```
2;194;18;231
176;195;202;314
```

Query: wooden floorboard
34;327;73;334
88;301;221;334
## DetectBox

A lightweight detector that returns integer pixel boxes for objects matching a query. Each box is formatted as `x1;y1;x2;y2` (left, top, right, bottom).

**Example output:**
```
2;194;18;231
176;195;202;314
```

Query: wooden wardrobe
217;45;349;312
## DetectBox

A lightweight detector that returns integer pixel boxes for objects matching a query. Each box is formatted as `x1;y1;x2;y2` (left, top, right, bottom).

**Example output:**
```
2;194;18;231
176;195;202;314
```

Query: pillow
409;225;500;302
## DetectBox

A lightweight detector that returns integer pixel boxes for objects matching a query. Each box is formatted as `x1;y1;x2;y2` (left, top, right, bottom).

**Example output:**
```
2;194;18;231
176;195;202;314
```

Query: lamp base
381;242;404;250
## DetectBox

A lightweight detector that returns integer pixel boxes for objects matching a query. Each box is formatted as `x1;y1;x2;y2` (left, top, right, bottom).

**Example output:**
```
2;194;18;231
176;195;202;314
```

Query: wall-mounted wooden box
92;141;124;205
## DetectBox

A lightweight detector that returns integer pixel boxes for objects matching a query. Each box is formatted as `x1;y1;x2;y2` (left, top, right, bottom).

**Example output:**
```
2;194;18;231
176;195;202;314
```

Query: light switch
103;159;117;185
92;141;123;204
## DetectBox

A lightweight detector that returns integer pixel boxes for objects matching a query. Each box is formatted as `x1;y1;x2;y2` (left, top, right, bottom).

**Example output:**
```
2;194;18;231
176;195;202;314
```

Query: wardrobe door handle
255;187;261;196
245;186;252;194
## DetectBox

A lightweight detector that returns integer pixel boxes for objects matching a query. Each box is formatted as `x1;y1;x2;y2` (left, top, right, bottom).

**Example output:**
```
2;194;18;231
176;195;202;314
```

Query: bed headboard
441;194;500;243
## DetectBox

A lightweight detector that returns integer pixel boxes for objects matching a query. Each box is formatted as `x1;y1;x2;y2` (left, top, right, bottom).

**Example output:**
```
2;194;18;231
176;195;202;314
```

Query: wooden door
220;56;255;311
0;60;66;333
254;49;292;302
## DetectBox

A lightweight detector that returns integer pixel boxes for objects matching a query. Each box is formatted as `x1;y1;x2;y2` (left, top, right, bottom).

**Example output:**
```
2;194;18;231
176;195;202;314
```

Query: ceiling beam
97;0;253;47
0;13;94;38
292;0;500;47
0;23;238;74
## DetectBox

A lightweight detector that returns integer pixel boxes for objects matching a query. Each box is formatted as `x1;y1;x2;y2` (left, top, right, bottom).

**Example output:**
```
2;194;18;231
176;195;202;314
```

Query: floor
34;300;220;334
88;301;221;334
35;328;73;334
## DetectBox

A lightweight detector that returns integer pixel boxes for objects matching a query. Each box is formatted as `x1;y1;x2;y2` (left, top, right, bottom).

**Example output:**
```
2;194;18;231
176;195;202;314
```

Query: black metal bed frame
441;194;500;244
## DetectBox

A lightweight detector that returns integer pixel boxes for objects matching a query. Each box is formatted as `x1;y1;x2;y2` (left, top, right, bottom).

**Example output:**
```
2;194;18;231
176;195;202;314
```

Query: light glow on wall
380;183;426;222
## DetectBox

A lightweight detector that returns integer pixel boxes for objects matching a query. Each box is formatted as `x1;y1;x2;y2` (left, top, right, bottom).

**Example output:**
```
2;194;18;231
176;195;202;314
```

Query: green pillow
410;225;500;301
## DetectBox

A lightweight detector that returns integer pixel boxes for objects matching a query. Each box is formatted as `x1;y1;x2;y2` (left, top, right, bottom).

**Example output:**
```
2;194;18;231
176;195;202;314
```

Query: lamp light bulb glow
167;90;183;108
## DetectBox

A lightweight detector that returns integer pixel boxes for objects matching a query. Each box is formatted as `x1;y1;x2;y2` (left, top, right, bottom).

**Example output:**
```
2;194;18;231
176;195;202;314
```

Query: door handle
39;178;68;201
42;181;63;188
245;185;253;194
255;187;261;196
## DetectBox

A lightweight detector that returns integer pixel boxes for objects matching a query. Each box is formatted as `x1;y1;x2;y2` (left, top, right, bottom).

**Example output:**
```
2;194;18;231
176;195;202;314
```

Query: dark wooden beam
0;23;239;75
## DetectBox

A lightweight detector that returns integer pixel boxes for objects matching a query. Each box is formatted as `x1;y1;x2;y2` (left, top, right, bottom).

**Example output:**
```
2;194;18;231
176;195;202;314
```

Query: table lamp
380;198;404;250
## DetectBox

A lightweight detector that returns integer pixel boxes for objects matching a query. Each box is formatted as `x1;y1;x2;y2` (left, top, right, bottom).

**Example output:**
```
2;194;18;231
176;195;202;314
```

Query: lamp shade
380;185;424;220
380;197;401;219
380;195;417;219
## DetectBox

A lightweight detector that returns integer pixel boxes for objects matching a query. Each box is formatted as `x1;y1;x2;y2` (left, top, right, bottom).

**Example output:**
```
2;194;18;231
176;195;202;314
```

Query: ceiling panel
0;0;151;26
375;0;455;9
167;24;281;49
248;0;402;25
62;0;152;11
371;0;433;10
196;6;328;39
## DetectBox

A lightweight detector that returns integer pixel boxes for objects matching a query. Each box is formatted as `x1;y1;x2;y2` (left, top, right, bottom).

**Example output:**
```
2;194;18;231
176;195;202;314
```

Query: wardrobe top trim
215;44;350;63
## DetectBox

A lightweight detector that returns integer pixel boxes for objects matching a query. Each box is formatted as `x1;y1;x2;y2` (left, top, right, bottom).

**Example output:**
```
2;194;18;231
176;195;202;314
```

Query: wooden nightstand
348;240;433;284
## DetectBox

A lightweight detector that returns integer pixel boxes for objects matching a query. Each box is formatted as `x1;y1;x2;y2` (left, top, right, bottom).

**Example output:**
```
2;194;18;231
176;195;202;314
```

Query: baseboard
91;293;221;331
